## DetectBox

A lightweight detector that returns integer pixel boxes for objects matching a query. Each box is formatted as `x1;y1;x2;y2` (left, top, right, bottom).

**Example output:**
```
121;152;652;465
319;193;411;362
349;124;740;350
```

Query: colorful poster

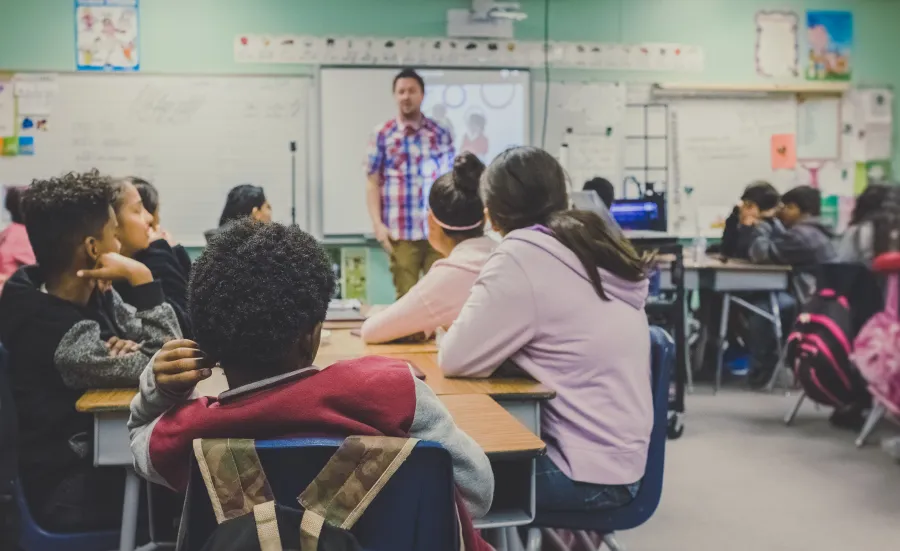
17;136;34;155
76;0;139;72
805;11;852;81
771;134;797;169
755;11;799;78
0;80;14;138
340;247;368;302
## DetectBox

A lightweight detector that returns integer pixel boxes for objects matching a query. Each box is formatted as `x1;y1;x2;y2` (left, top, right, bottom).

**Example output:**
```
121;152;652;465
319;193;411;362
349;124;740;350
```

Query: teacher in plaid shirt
366;68;456;298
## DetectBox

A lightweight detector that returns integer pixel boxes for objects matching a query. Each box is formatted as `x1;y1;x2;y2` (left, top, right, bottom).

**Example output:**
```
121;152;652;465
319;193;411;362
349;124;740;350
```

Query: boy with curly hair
128;220;494;550
0;171;180;531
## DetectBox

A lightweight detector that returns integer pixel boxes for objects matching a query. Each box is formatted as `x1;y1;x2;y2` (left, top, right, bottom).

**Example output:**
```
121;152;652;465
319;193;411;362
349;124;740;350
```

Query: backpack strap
297;436;419;549
253;501;283;551
886;273;899;320
193;439;275;524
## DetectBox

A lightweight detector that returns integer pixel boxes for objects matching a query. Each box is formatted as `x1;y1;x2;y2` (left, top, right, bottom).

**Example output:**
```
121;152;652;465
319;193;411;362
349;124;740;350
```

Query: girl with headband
361;152;496;343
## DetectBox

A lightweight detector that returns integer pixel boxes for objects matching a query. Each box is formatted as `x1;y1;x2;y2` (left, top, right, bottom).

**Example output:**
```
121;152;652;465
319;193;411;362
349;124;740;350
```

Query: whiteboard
672;98;798;237
320;68;530;236
0;74;310;246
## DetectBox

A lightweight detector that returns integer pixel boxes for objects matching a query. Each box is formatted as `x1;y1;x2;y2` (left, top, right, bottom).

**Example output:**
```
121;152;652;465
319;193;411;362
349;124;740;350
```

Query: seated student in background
836;183;890;264
719;181;781;259
0;186;35;290
203;183;271;242
439;146;653;513
361;152;496;343
0;171;180;532
112;177;193;337
132;177;193;275
744;185;836;387
128;220;494;550
583;177;615;209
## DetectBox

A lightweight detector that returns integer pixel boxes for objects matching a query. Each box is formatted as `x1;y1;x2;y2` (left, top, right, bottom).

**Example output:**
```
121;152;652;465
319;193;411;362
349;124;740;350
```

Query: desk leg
765;291;786;392
715;293;731;394
119;467;141;551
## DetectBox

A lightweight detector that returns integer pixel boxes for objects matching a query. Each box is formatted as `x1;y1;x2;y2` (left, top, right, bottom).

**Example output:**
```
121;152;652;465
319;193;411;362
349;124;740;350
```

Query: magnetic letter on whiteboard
755;11;799;78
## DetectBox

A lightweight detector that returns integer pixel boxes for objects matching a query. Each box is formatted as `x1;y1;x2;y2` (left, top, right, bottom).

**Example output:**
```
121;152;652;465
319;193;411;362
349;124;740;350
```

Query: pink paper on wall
771;133;797;169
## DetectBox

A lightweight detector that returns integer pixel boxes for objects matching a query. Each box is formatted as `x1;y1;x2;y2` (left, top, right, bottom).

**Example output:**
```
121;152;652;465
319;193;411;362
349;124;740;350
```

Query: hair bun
452;152;486;194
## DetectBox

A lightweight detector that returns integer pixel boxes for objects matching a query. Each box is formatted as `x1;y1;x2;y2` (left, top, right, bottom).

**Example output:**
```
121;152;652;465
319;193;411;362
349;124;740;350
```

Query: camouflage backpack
190;436;420;551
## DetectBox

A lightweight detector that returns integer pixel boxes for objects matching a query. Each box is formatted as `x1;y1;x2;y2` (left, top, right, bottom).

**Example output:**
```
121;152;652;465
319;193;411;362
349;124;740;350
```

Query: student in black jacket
0;171;180;531
720;181;782;259
112;178;193;338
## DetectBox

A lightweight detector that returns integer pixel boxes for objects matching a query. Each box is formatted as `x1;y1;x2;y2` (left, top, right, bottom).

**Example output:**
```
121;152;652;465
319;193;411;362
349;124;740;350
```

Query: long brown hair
481;146;651;300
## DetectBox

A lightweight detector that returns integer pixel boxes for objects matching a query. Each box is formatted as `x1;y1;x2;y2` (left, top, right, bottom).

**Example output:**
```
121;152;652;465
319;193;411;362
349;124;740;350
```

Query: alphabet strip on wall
233;35;704;72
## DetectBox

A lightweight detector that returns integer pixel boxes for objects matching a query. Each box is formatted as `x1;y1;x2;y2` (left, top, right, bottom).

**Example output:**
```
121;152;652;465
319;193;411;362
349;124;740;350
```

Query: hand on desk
153;339;214;394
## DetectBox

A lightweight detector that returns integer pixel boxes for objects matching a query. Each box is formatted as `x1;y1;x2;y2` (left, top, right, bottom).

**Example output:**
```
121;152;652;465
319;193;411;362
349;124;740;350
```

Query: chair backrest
807;262;884;335
595;324;672;529
532;325;673;532
179;437;459;551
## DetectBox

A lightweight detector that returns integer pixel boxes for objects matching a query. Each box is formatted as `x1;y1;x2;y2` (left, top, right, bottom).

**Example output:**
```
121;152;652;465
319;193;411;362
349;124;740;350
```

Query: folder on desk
326;299;366;322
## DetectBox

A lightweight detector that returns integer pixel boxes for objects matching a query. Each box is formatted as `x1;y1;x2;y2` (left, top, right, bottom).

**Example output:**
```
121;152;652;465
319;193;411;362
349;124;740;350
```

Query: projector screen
320;68;530;236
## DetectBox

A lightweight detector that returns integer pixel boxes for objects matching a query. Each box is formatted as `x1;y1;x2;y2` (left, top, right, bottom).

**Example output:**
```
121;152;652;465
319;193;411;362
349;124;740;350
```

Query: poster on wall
805;10;852;81
75;0;140;72
755;11;798;78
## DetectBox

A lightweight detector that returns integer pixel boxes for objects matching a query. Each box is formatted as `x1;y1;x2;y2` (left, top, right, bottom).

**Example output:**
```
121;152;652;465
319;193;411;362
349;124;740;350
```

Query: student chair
178;437;459;551
15;477;121;551
0;344;120;551
525;325;673;551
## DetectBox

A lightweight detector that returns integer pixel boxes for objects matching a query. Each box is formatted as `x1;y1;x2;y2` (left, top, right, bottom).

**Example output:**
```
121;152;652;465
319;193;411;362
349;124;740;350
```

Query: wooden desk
660;256;791;292
78;389;545;546
316;328;438;359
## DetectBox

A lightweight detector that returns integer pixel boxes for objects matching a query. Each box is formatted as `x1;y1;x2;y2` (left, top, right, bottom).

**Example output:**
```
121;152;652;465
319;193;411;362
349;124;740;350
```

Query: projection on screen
419;70;528;165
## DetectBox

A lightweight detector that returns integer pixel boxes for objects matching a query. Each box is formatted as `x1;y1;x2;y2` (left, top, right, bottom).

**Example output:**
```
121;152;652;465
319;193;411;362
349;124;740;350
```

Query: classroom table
76;387;545;551
659;256;792;393
315;330;555;435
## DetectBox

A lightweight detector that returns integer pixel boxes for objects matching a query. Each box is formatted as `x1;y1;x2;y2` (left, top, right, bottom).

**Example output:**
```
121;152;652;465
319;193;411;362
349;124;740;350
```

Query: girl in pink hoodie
362;152;497;343
440;146;654;513
0;187;36;291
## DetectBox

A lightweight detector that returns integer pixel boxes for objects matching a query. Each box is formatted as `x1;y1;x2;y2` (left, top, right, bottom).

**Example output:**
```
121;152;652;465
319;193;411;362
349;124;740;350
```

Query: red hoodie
128;355;493;550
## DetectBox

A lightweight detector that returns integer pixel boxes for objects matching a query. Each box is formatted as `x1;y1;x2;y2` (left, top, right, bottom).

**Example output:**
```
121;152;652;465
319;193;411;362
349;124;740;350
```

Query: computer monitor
610;199;666;232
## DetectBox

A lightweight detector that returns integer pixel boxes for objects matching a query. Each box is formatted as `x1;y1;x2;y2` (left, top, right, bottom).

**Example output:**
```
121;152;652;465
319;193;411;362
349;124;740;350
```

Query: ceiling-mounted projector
447;0;527;39
472;0;528;22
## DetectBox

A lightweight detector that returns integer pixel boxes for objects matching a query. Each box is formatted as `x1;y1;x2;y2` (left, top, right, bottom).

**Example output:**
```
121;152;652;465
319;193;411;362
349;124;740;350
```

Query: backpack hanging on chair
784;286;869;408
189;436;443;551
851;251;900;417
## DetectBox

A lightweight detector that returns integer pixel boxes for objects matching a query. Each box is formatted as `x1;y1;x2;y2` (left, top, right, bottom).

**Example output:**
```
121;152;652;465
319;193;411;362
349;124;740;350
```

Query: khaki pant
389;239;443;298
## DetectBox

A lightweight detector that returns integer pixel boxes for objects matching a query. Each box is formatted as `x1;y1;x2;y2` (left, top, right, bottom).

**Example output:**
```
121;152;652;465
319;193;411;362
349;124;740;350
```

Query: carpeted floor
623;388;900;550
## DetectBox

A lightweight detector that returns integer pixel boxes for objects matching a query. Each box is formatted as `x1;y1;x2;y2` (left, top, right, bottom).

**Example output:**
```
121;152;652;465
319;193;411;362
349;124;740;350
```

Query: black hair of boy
583;177;615;209
190;220;335;376
218;184;267;227
429;151;486;240
393;67;425;93
781;185;821;216
741;181;780;212
849;183;889;226
5;186;26;224
130;177;159;216
21;171;114;275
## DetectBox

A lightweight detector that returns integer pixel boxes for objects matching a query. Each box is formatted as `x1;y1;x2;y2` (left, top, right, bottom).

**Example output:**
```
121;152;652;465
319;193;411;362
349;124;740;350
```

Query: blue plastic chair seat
530;325;672;533
180;437;459;551
15;477;120;551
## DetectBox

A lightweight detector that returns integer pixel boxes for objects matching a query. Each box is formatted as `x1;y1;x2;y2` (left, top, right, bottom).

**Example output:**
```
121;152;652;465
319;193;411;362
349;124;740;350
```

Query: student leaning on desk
742;185;837;387
439;146;653;514
0;171;181;533
127;220;494;551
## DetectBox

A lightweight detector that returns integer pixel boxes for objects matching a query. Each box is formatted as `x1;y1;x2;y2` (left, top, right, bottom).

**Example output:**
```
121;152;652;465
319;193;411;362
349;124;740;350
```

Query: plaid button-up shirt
366;116;455;241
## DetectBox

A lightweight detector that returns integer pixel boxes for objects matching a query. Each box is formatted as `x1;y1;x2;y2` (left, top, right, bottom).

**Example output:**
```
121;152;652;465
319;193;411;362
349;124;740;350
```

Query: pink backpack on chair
851;252;900;416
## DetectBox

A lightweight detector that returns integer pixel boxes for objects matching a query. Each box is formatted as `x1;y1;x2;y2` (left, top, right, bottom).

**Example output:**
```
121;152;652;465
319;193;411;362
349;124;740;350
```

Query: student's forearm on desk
366;174;383;229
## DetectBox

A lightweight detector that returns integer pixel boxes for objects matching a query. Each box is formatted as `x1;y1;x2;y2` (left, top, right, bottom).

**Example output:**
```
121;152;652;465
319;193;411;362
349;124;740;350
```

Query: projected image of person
431;103;455;141
461;108;489;158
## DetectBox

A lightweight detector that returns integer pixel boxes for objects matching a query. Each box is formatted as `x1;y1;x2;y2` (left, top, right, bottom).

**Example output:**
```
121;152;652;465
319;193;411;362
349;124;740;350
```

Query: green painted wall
2;0;899;303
